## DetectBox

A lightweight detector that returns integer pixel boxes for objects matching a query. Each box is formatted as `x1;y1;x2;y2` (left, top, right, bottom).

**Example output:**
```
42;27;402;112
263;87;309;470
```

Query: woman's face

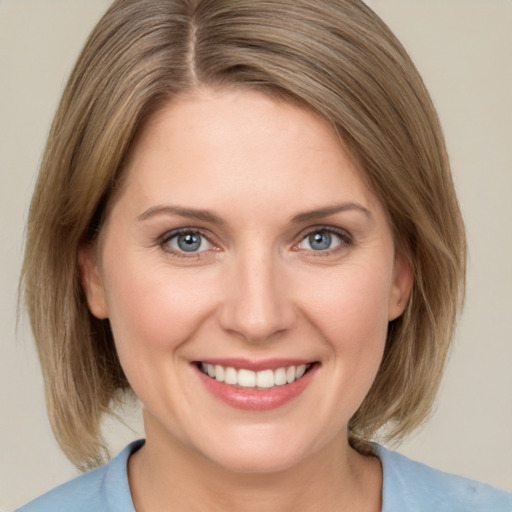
81;89;411;473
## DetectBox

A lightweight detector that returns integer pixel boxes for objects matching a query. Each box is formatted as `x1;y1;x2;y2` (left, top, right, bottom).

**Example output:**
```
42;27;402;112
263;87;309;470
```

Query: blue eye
298;229;343;251
165;231;211;253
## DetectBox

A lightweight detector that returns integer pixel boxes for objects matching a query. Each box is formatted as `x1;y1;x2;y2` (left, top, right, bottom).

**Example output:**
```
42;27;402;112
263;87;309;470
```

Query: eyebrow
137;202;372;225
290;202;373;223
137;205;226;225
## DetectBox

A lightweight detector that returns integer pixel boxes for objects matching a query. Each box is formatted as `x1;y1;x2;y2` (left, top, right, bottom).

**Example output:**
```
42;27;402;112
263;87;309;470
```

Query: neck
128;419;382;512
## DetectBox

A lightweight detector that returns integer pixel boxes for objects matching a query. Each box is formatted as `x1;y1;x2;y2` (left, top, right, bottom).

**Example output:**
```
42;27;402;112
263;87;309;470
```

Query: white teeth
214;365;225;382
286;366;296;384
238;369;256;387
256;369;274;388
224;367;238;385
274;367;287;386
296;364;306;379
200;363;312;388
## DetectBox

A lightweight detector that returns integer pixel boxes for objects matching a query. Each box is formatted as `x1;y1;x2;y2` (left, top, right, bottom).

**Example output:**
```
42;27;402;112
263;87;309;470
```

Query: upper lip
193;358;316;371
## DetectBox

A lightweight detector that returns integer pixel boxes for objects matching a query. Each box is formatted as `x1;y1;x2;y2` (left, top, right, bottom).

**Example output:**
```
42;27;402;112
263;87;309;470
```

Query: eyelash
158;225;354;258
294;226;354;256
159;228;215;258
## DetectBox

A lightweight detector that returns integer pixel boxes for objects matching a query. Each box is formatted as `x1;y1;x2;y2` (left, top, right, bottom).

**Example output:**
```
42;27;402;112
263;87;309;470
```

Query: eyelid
292;225;354;253
157;225;353;258
160;227;219;256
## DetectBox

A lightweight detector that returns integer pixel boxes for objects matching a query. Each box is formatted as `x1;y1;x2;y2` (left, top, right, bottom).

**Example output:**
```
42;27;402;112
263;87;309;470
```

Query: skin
80;88;412;512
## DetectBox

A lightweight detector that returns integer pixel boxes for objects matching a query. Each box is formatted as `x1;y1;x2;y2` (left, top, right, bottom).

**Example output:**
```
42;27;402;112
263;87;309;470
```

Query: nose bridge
218;242;295;342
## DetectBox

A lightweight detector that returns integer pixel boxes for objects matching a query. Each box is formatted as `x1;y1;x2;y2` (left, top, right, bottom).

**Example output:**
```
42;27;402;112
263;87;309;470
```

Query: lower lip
194;364;318;411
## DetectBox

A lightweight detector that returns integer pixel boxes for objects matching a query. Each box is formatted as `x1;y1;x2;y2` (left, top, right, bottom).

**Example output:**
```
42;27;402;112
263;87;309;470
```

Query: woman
16;0;512;510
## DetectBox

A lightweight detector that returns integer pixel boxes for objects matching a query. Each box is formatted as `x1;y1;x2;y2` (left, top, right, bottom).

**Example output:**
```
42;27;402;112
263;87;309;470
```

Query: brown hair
21;0;466;469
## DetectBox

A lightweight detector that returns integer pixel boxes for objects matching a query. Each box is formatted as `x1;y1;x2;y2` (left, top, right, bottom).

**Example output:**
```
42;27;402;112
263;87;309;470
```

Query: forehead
110;88;383;224
130;88;344;161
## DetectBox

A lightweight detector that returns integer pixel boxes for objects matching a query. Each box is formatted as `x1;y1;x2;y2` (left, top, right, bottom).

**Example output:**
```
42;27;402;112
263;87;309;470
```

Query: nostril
217;298;296;343
215;260;297;342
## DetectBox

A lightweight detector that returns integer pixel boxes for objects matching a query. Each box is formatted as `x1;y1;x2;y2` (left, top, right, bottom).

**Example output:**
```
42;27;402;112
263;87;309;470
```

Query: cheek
295;260;392;416
297;261;392;344
103;259;217;355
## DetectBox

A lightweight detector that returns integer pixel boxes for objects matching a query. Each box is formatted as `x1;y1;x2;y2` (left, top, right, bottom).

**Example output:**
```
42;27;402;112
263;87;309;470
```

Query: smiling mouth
196;362;315;389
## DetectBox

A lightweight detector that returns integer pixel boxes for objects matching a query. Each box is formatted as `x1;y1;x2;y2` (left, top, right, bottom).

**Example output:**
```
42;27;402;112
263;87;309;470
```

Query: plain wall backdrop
1;0;511;509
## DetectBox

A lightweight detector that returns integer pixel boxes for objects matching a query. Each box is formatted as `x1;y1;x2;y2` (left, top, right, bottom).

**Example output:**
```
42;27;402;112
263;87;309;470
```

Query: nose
217;248;296;343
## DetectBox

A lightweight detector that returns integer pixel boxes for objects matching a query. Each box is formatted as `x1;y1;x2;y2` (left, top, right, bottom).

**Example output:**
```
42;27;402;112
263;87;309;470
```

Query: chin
191;423;332;475
205;444;306;475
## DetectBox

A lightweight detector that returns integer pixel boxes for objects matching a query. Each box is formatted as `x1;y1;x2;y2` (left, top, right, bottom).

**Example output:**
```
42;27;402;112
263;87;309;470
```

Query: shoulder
375;444;512;512
14;440;143;512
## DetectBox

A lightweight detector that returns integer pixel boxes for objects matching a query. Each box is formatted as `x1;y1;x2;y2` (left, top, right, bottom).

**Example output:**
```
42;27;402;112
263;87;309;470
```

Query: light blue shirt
15;440;512;511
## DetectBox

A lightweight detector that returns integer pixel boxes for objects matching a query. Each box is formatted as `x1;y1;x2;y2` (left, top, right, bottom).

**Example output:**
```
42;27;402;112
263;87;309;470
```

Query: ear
388;252;413;321
78;243;109;319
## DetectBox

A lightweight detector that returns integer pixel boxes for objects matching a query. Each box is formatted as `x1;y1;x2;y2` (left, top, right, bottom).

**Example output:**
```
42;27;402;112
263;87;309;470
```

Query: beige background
1;0;511;509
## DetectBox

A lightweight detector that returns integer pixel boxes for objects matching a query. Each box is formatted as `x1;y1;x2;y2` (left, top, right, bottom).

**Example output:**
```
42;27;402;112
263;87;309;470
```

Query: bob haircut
21;0;466;470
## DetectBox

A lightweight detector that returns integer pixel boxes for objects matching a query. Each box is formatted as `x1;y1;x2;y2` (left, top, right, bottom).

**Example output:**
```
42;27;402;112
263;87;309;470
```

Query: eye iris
177;232;202;252
309;231;331;250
